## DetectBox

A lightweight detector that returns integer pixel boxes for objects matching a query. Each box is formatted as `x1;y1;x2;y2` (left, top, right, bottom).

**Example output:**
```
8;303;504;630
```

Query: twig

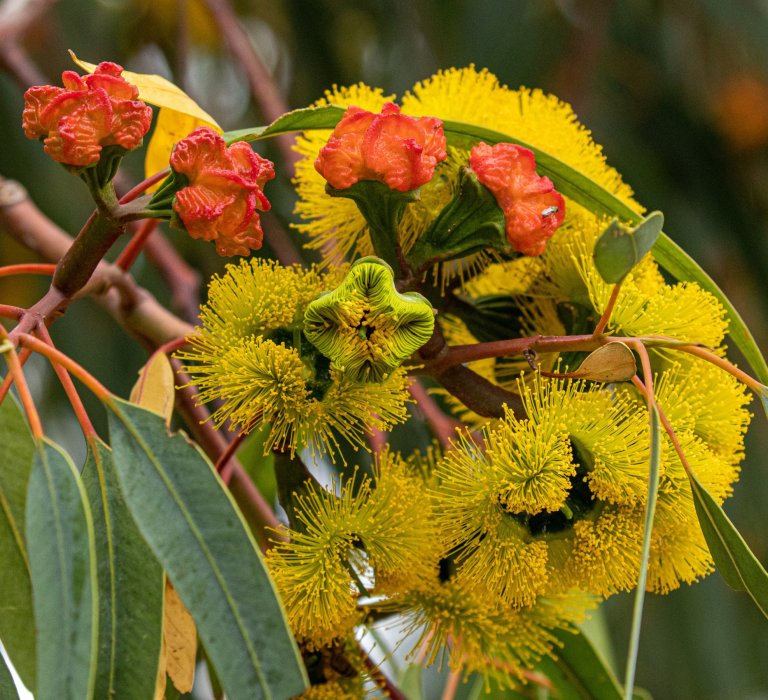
35;324;97;439
408;380;461;448
440;669;461;700
0;327;43;438
593;282;622;337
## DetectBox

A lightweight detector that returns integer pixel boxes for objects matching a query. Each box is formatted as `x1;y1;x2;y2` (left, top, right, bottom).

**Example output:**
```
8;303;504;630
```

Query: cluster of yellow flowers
179;67;753;692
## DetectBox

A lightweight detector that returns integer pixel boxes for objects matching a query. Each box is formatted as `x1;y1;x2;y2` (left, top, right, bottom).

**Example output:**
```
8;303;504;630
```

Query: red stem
118;168;170;204
35;325;97;440
116;219;160;271
0;305;24;320
16;332;112;402
408;379;462;448
0;263;56;278
0;347;31;403
593;282;622;337
0;328;43;439
216;430;246;483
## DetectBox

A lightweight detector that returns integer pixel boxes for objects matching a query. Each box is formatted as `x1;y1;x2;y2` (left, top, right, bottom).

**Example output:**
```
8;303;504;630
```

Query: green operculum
303;257;436;382
407;166;509;271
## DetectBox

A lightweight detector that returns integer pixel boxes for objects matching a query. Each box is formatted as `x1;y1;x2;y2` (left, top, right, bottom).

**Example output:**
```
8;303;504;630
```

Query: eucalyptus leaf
398;663;424;700
0;651;20;700
106;398;307;700
538;628;624;700
82;440;164;700
0;394;36;690
593;212;664;284
25;439;98;700
224;104;344;144
438;118;768;384
688;470;768;619
571;343;636;382
216;107;768;381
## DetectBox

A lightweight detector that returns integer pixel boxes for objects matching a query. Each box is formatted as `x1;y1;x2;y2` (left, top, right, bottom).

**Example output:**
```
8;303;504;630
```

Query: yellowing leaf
573;342;637;382
163;579;197;694
68;51;221;190
129;351;175;426
68;50;219;126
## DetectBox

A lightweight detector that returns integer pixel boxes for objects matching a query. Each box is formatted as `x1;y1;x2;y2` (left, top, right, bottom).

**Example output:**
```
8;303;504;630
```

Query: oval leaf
106;398;307;700
130;351;175;426
593;212;664;284
0;394;36;690
82;440;164;700
25;439;98;700
572;343;637;383
223;104;345;144
688;471;768;619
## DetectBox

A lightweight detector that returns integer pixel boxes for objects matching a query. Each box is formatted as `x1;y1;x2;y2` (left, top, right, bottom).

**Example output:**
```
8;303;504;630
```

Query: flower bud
469;142;565;256
22;62;152;168
304;257;435;382
315;103;447;192
168;127;275;257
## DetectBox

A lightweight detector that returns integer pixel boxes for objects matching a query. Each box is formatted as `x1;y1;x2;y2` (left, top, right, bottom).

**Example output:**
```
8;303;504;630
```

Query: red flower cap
22;62;152;167
469;142;565;256
170;127;275;257
315;102;447;192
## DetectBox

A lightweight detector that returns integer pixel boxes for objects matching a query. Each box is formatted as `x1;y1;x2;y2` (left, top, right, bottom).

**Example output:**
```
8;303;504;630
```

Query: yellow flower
177;258;412;459
268;454;440;648
383;581;594;689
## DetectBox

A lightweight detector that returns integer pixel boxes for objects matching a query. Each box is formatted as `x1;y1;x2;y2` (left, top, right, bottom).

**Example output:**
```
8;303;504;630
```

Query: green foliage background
1;1;768;697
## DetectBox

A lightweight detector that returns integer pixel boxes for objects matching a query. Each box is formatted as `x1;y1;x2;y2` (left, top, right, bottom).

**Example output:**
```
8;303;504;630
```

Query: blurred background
2;0;768;698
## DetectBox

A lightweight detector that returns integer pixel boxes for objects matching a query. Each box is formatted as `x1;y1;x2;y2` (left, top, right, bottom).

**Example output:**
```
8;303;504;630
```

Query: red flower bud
170;127;275;257
469;142;565;256
315;102;447;192
22;62;152;167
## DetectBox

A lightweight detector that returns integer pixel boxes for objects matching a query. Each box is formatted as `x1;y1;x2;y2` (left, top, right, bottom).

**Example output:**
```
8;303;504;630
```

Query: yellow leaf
152;632;167;700
144;108;220;190
573;342;637;383
164;579;197;694
129;351;175;426
68;51;222;190
68;50;219;126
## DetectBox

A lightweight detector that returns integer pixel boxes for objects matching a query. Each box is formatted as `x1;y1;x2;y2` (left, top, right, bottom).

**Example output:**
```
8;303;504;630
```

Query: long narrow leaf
0;395;35;690
219;107;767;382
689;471;768;619
106;398;307;700
82;439;164;699
624;407;661;700
25;439;98;700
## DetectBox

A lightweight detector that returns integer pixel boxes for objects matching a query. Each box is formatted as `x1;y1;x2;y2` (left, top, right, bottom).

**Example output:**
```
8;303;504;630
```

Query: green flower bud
304;257;435;382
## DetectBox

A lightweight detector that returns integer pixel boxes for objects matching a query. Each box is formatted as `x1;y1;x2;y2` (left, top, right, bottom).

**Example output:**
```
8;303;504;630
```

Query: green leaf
593;212;664;284
688;470;768;619
106;398;308;700
623;407;661;700
81;439;164;700
439;118;768;385
218;107;768;382
398;664;424;700
651;235;768;384
0;394;36;690
25;439;98;700
223;105;345;144
538;628;624;700
0;651;20;700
